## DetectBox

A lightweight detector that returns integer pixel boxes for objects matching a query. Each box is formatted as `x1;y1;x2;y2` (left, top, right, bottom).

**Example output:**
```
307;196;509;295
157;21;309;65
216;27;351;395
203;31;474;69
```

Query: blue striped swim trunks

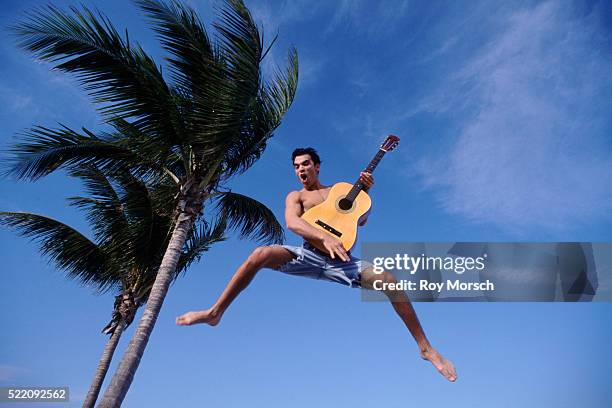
274;241;371;288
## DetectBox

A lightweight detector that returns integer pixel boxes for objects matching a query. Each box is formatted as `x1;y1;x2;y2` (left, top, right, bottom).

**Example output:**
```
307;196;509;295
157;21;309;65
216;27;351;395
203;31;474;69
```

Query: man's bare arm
284;191;325;241
285;191;349;261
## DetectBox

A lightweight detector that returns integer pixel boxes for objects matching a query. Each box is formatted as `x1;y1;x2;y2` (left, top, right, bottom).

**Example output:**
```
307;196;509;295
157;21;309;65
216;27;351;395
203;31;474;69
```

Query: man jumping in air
176;147;457;382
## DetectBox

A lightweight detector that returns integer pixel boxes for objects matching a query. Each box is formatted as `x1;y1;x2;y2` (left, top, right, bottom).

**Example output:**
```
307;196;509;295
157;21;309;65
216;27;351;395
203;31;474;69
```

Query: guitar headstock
380;134;400;152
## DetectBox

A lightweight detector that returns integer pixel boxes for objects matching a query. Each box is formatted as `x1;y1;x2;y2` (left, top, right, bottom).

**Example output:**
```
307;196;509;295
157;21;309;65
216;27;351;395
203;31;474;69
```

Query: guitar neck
364;148;386;174
345;148;388;201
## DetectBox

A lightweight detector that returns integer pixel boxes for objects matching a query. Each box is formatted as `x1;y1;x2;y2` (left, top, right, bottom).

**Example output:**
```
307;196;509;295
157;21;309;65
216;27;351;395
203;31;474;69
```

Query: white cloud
325;0;411;36
7;93;32;111
415;1;612;234
0;83;34;113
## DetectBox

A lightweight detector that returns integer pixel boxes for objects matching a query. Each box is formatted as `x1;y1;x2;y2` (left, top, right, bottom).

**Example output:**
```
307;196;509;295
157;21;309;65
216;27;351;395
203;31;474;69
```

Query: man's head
292;147;321;187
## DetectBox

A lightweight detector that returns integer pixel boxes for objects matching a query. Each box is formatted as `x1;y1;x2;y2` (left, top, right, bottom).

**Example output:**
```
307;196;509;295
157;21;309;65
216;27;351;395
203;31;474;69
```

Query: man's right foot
175;308;221;326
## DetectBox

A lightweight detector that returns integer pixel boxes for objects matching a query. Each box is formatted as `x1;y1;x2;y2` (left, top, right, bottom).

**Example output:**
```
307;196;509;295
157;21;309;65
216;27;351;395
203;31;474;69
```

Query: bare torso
296;185;331;214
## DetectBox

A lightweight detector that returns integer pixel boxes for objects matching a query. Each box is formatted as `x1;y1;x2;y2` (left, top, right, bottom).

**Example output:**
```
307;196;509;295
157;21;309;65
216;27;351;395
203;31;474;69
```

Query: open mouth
299;173;307;181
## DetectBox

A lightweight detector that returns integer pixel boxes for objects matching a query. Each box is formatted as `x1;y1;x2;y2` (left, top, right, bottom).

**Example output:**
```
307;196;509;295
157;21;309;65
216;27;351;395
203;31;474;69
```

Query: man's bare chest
300;188;331;212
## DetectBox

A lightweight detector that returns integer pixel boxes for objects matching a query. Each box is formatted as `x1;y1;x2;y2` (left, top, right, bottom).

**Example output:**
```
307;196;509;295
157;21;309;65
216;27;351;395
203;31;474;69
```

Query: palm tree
7;0;297;406
0;164;234;407
1;162;283;407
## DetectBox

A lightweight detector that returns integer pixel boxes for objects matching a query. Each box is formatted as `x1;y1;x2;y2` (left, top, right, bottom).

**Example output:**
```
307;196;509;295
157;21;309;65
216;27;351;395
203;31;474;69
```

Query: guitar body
301;182;372;252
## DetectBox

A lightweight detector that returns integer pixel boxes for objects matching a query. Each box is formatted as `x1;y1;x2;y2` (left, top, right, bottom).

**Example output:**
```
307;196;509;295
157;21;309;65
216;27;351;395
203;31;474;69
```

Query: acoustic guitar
301;135;400;253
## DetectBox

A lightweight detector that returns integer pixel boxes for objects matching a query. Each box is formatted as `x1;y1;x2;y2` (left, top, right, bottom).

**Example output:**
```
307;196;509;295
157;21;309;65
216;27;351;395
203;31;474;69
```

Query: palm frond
66;166;131;248
135;0;227;164
135;0;215;95
4;124;140;180
263;46;299;128
214;191;284;244
174;0;264;157
67;166;176;275
111;171;156;266
107;117;185;177
11;4;180;142
221;46;298;177
213;0;262;106
0;212;117;291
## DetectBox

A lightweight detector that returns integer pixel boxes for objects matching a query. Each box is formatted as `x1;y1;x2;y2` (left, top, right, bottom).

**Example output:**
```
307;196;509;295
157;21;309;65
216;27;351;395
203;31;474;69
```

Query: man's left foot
175;308;221;326
421;347;458;382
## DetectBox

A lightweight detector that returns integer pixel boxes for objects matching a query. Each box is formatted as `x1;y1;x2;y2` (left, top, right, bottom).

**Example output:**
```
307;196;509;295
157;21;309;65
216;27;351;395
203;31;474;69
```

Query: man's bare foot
175;308;221;326
421;347;458;382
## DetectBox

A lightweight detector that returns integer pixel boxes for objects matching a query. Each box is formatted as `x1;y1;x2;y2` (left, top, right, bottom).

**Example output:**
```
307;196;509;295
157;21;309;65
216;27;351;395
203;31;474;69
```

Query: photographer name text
372;279;495;292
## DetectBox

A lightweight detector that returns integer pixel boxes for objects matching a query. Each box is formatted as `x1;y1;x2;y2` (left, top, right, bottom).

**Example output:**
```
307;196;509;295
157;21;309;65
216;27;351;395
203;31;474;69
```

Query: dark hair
291;147;321;165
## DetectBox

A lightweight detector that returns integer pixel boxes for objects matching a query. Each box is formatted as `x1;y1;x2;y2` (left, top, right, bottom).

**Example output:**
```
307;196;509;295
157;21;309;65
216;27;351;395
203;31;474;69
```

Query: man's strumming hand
321;235;350;262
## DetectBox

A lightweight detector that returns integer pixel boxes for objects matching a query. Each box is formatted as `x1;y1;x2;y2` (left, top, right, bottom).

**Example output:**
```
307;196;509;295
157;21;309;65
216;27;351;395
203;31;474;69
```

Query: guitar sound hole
338;198;353;211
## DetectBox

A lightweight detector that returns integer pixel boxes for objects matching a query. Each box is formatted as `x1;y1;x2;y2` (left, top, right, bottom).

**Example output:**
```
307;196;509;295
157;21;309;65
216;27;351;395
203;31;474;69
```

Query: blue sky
1;0;611;407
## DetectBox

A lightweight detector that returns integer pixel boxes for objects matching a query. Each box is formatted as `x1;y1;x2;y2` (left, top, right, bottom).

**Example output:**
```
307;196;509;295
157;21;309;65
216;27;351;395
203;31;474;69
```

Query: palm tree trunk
97;210;197;407
82;319;126;408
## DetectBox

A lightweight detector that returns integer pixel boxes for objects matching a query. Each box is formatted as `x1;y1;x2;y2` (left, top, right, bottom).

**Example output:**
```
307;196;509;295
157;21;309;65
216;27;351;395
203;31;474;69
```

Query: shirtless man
176;147;457;382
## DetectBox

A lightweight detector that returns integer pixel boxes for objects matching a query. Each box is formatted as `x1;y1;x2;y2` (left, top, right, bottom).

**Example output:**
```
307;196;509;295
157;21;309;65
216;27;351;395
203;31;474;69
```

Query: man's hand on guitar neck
321;234;350;262
359;171;374;192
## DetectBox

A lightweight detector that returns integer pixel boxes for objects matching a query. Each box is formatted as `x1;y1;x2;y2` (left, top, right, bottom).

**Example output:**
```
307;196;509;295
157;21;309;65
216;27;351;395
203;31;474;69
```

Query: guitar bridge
315;220;342;237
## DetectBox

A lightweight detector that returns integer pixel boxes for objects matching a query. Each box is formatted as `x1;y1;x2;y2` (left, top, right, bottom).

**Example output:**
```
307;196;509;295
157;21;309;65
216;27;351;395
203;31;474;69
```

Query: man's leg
360;267;458;382
176;246;295;326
